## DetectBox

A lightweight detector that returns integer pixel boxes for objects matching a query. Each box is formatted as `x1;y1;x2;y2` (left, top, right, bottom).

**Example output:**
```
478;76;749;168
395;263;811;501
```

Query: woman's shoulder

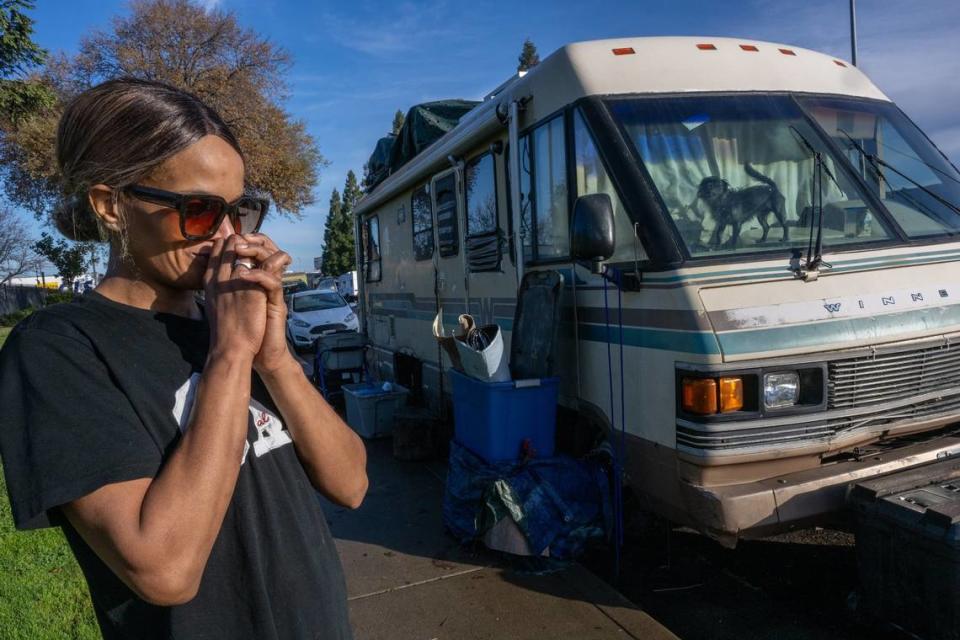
3;295;120;355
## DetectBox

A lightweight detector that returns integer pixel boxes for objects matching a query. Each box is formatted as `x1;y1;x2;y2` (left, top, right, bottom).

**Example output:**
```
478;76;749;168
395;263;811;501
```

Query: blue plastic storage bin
448;369;558;463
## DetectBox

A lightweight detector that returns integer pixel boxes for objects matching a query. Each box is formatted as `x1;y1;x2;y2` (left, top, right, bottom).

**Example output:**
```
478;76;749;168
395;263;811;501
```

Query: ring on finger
233;258;256;270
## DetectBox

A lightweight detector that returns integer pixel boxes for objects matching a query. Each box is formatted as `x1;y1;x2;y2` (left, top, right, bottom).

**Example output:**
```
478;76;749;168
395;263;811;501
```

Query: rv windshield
798;97;960;239
607;95;893;259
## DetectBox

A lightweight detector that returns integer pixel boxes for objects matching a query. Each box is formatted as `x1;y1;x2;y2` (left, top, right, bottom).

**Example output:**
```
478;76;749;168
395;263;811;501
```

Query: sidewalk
321;438;677;640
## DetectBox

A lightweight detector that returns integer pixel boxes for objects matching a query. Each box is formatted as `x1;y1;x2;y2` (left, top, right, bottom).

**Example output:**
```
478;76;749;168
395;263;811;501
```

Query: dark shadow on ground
578;504;912;640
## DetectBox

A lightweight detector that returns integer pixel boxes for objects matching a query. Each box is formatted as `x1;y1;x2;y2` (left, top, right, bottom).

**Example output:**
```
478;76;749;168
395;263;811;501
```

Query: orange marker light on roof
834;60;847;67
740;44;759;52
779;48;797;56
697;43;717;50
612;47;636;56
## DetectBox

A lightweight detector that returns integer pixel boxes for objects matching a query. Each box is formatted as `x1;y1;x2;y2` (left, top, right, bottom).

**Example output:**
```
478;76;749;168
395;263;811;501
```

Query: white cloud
319;0;481;57
194;0;223;13
744;0;960;163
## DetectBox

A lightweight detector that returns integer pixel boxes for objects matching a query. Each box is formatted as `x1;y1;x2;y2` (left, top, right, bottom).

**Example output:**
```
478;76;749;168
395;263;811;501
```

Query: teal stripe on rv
576;324;721;354
716;302;960;356
643;247;960;285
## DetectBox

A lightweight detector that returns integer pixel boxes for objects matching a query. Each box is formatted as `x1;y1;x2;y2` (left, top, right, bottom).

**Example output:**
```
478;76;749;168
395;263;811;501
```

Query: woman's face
121;134;246;291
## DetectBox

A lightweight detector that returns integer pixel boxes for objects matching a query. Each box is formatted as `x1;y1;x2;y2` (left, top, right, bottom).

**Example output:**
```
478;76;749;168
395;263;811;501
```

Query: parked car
286;289;359;351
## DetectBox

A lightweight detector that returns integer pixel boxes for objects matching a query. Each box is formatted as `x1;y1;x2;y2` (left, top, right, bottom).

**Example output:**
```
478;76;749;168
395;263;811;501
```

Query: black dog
696;164;788;249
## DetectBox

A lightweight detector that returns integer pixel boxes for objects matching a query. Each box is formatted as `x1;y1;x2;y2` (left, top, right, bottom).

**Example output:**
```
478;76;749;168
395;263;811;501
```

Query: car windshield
293;292;345;312
798;97;960;239
607;94;894;258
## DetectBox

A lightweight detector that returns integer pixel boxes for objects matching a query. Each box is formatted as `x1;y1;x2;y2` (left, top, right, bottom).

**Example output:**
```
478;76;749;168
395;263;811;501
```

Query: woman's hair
54;77;243;243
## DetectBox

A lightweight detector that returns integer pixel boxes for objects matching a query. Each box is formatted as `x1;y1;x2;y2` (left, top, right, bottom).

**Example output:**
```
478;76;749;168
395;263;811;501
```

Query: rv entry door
430;169;469;311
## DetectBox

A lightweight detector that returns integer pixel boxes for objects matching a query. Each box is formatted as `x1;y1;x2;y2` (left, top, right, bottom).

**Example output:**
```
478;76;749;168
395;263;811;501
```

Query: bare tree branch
0;207;40;286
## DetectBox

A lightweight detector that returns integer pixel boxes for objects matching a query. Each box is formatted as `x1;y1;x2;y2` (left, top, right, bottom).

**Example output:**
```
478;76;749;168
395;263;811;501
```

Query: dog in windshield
696;164;788;249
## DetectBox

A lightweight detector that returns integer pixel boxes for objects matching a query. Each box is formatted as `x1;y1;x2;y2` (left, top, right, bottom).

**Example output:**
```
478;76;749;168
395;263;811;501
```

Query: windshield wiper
789;125;840;281
839;130;960;218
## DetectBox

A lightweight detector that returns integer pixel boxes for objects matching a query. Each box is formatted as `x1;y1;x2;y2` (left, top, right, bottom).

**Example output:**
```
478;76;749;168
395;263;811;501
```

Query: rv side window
464;152;501;271
412;185;434;261
435;174;459;257
364;216;381;282
532;115;569;259
465;153;498;235
573;109;647;262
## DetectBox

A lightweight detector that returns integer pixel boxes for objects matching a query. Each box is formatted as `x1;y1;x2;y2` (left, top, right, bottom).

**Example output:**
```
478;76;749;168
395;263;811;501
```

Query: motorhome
354;37;960;545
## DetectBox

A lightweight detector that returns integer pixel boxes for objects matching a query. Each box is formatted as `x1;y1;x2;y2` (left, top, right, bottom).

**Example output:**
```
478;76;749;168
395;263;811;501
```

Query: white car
286;289;359;350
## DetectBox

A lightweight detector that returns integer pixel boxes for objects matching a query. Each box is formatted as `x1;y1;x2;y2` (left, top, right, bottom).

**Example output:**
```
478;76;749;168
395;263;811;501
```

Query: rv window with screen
464;152;501;271
412;185;434;261
465;153;498;235
434;173;459;257
363;215;381;282
799;97;960;239
532;115;569;259
573;109;647;263
608;95;894;258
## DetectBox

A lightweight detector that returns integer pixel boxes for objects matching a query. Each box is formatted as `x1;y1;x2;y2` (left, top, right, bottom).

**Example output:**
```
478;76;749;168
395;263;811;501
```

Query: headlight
344;312;356;323
290;319;311;328
764;372;800;409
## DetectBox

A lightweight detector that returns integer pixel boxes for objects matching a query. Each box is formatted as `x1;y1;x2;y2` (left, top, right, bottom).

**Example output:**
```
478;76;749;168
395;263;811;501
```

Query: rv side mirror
571;193;615;273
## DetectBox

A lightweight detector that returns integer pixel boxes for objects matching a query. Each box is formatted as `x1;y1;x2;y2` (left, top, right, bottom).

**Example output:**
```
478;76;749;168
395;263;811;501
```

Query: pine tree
342;170;363;216
391;109;405;135
517;38;540;73
320;170;362;276
320;189;342;275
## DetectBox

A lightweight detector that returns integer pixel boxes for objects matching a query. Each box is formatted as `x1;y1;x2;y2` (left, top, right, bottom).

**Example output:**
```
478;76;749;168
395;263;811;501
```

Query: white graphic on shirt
171;374;291;466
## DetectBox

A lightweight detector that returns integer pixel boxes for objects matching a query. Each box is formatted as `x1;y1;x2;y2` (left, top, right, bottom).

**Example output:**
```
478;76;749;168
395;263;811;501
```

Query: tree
34;232;87;288
320;189;342;276
0;207;40;286
341;170;363;217
321;171;360;276
0;0;55;123
517;38;540;73
391;109;405;135
0;0;324;227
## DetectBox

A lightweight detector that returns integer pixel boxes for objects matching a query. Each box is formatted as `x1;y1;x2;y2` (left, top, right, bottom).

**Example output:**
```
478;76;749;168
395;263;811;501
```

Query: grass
0;312;99;637
0;463;100;639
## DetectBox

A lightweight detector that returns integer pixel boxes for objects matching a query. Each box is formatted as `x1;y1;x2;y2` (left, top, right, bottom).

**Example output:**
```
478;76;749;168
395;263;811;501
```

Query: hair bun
53;195;103;243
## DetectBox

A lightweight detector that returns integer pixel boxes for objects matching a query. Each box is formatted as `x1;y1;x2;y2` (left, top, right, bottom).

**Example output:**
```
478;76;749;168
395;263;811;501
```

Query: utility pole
849;0;858;66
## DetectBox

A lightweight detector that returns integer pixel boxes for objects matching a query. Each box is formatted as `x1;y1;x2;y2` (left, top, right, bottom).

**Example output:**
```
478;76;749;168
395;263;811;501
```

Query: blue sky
23;0;960;272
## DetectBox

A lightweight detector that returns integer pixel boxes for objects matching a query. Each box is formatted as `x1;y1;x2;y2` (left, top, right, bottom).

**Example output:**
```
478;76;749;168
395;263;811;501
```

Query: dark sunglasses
124;184;269;241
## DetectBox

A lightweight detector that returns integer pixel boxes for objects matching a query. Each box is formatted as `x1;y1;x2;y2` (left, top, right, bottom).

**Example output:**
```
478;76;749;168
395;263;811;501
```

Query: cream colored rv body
355;37;960;544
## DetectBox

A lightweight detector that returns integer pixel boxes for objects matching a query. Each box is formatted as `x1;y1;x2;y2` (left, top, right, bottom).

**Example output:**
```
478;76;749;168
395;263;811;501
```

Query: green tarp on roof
364;134;396;190
389;100;480;174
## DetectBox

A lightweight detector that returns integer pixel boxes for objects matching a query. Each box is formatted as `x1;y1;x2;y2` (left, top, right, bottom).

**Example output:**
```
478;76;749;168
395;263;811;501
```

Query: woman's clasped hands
202;233;294;374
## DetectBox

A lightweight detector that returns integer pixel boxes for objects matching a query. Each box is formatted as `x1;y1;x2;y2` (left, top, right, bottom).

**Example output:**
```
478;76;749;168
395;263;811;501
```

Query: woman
0;78;366;639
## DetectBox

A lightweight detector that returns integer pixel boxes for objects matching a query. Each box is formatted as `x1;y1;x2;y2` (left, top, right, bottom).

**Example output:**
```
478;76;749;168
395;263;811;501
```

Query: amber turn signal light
719;377;744;412
681;378;718;415
682;376;744;415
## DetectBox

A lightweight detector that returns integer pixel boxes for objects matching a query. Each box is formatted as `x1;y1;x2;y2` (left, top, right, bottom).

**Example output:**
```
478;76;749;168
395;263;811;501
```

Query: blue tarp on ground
442;440;611;560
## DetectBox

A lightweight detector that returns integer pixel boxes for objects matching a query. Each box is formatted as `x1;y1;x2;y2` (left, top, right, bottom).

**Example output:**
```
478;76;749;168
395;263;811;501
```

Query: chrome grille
828;341;960;409
678;391;960;452
309;323;347;335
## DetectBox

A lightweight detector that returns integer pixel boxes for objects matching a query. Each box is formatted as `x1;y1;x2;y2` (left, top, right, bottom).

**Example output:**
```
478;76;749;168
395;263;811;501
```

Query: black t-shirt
0;291;352;640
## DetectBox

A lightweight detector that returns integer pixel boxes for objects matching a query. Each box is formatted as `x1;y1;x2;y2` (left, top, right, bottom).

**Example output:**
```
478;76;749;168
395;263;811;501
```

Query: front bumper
288;318;359;347
288;324;315;347
682;429;960;544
